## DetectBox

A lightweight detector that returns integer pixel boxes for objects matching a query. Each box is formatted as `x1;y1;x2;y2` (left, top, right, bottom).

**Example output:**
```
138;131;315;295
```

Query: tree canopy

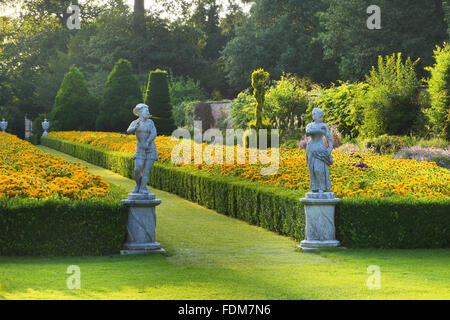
1;0;449;136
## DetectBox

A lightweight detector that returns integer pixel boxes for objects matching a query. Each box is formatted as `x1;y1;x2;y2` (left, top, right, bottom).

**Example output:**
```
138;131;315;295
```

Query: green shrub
42;136;450;249
174;100;199;132
169;74;207;108
414;137;449;149
144;69;176;135
0;188;128;256
308;82;369;139
50;65;99;131
96;59;142;132
361;135;414;154
424;42;450;140
336;196;450;248
362;135;449;154
280;139;300;149
228;90;255;130
265;74;309;135
361;53;421;137
169;75;207;128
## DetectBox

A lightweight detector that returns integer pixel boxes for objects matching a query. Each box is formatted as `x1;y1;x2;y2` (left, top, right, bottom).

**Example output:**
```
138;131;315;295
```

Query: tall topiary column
144;69;176;135
50;65;99;131
96;59;142;132
245;69;272;147
250;69;270;130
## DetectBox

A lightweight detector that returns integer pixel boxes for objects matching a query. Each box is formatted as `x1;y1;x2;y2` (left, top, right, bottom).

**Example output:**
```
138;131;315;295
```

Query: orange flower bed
0;132;110;199
48;131;450;199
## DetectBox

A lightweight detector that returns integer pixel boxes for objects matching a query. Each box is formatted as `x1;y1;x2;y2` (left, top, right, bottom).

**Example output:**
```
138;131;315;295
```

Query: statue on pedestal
126;103;158;195
300;107;340;251
121;103;164;255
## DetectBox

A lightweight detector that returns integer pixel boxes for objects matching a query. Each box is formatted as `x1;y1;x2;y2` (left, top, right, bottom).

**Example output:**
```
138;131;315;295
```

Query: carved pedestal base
299;192;340;251
120;193;166;255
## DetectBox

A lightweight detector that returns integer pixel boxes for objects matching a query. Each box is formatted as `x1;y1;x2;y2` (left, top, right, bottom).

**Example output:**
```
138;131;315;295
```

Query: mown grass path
0;146;448;300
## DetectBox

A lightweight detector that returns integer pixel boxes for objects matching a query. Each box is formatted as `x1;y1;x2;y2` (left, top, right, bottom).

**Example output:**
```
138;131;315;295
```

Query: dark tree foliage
50;65;99;131
222;0;338;90
318;0;448;81
144;70;176;135
96;59;142;132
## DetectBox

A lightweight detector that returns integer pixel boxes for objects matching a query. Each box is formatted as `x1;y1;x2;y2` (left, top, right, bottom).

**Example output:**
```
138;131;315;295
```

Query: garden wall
42;137;450;249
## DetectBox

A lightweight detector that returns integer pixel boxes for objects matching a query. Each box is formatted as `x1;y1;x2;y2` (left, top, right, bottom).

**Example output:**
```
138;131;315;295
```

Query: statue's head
312;108;324;121
133;103;150;119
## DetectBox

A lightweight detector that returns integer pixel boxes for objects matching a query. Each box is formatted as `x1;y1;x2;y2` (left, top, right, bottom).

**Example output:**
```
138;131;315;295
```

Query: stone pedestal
300;192;340;251
120;193;166;255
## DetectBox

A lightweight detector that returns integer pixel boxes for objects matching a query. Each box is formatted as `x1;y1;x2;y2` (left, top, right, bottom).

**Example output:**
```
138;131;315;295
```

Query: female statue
126;103;158;195
305;108;333;193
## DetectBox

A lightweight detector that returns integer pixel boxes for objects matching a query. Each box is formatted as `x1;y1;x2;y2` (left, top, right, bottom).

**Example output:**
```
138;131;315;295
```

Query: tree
222;0;337;90
50;65;99;131
308;82;369;139
144;69;176;135
360;53;420;137
96;59;142;132
265;74;310;135
134;0;146;37
21;0;103;28
444;1;450;36
318;0;448;81
425;42;450;139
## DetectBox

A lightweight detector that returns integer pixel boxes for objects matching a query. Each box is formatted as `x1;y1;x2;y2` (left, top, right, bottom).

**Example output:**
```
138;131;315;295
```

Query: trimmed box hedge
0;190;128;256
42;136;450;248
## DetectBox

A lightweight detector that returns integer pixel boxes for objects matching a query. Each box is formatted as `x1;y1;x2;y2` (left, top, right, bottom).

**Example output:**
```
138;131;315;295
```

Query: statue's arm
146;120;157;143
126;120;139;134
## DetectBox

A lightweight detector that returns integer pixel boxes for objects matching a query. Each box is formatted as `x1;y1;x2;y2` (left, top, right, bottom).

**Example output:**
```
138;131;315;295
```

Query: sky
0;1;251;18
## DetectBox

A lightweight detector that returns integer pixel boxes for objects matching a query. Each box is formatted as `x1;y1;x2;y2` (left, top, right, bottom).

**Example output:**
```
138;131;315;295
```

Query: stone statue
126;103;158;195
0;118;7;133
305;108;333;193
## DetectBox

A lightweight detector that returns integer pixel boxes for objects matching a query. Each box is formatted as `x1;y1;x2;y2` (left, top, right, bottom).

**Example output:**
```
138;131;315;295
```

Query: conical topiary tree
144;69;176;135
50;65;99;131
96;59;142;132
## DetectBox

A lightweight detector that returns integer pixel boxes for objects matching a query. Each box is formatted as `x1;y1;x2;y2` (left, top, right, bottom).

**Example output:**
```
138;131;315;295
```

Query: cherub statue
305;108;333;193
126;103;158;195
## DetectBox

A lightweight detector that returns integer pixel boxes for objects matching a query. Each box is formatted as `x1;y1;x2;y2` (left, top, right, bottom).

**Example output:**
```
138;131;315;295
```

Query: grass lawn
0;146;448;300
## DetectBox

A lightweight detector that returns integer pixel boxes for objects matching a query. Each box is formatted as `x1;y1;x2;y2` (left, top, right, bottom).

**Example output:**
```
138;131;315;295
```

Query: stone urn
0;118;7;133
41;118;50;137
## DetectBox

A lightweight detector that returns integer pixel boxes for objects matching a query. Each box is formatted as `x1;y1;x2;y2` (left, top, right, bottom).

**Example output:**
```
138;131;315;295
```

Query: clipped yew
96;59;142;132
144;69;176;135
